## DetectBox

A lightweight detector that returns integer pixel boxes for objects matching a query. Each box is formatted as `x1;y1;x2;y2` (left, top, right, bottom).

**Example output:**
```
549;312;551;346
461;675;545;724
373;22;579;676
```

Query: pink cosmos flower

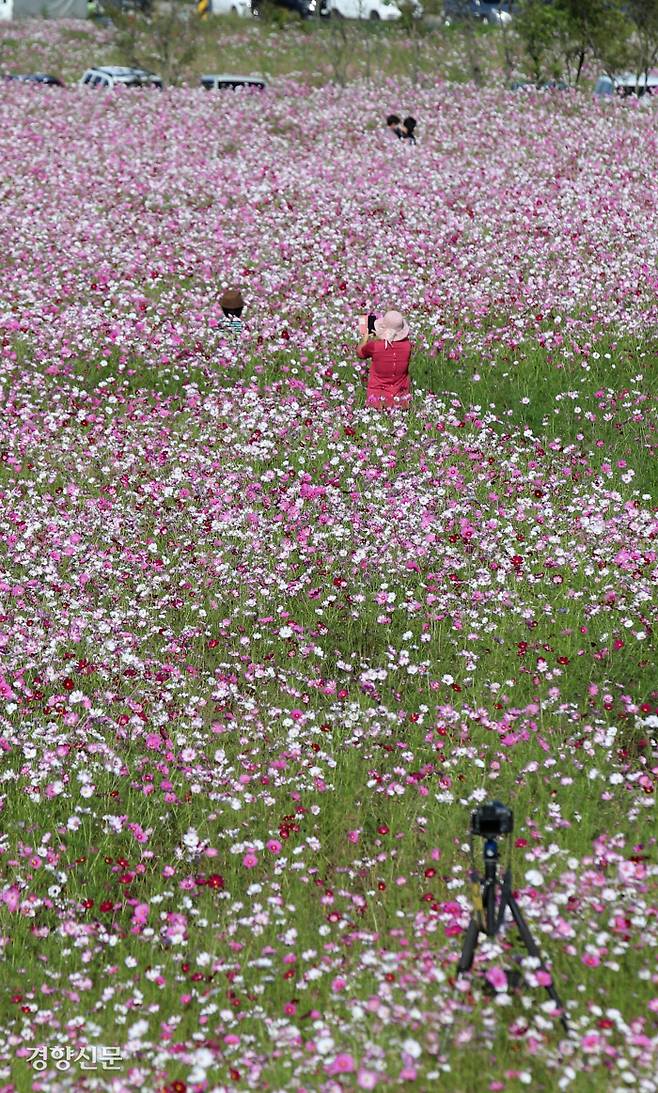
486;966;508;992
243;852;258;868
1;886;20;912
327;1054;356;1075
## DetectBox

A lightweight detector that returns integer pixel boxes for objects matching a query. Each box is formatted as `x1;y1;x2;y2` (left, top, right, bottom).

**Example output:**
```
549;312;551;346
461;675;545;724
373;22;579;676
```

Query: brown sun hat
220;288;245;310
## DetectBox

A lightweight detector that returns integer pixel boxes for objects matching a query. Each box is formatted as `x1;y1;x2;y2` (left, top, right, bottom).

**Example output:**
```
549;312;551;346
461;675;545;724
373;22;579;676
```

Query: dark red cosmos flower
207;874;224;890
557;656;570;665
377;825;389;835
63;678;74;691
100;901;114;912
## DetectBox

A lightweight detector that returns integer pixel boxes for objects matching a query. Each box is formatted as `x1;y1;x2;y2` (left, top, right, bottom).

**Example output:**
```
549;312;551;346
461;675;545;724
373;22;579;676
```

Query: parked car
200;73;267;89
210;0;252;13
594;72;658;97
90;0;152;12
511;78;568;91
2;73;64;86
79;66;163;89
252;0;327;15
325;0;420;17
444;0;513;25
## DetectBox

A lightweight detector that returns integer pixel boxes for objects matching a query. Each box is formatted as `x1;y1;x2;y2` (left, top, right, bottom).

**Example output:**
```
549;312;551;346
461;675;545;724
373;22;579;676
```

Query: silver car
79;66;163;89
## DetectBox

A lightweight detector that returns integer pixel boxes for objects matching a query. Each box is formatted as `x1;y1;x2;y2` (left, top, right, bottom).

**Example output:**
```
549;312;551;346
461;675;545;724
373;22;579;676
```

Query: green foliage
516;0;638;85
107;0;203;84
625;0;658;77
515;0;566;83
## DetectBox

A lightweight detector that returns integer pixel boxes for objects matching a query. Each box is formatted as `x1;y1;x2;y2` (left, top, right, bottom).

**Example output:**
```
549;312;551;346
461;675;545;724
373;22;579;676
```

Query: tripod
457;833;568;1032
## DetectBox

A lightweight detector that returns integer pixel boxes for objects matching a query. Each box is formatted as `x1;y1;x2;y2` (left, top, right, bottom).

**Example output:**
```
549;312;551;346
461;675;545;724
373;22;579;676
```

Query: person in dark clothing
401;116;417;144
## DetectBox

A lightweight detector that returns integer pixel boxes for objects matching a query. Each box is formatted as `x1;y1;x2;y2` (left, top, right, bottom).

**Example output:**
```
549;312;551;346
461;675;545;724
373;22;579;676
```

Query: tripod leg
485;875;497;937
457;917;480;975
495;867;511;934
506;893;568;1032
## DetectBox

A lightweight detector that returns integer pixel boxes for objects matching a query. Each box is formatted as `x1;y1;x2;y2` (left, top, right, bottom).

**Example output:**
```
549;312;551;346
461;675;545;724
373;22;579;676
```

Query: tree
110;0;203;85
398;0;430;86
625;0;658;81
449;0;485;86
554;0;626;85
515;0;565;84
516;0;631;87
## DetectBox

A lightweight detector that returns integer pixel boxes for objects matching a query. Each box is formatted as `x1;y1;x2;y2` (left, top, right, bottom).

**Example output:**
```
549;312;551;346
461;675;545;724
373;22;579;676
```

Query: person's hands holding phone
358;315;371;350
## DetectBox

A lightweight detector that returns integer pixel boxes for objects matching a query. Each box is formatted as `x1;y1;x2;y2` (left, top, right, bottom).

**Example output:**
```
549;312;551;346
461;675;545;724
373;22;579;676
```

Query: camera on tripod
458;799;568;1032
470;800;513;839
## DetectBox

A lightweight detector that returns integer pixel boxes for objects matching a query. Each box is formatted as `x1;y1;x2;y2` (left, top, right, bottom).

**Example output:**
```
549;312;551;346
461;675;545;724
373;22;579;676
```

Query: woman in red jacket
356;310;412;410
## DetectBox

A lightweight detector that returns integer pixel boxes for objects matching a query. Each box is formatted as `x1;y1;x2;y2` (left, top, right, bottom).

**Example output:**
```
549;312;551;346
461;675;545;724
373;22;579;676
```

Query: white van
325;0;421;17
210;0;252;13
200;73;267;90
594;71;658;97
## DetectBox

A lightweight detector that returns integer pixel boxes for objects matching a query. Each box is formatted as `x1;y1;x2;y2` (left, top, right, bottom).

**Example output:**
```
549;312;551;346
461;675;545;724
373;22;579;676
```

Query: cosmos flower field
0;74;657;1092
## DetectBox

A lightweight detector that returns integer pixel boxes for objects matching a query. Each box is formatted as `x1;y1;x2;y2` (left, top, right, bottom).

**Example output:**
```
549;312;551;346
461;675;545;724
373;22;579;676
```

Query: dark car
444;0;513;24
3;73;64;86
90;0;152;12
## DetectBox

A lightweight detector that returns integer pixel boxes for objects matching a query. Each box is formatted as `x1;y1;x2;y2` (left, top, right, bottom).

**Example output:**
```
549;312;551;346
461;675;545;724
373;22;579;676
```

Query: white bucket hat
374;310;410;345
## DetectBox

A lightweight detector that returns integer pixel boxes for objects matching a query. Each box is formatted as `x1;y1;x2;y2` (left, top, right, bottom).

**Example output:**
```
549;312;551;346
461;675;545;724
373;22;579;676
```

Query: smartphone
359;314;378;335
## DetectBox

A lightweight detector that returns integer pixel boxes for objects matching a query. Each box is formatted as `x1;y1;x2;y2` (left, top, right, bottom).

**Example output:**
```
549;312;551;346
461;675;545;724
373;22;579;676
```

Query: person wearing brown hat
220;288;245;333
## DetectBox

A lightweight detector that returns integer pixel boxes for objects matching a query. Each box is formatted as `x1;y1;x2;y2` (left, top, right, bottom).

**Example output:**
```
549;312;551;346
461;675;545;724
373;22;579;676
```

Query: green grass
1;327;656;1090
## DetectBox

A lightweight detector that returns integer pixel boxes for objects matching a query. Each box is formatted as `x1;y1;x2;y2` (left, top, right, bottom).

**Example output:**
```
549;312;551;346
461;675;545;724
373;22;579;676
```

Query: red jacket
357;338;412;408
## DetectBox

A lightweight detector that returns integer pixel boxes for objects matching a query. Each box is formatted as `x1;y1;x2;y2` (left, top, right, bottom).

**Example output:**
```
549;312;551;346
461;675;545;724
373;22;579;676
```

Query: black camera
470;800;514;838
367;313;377;335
